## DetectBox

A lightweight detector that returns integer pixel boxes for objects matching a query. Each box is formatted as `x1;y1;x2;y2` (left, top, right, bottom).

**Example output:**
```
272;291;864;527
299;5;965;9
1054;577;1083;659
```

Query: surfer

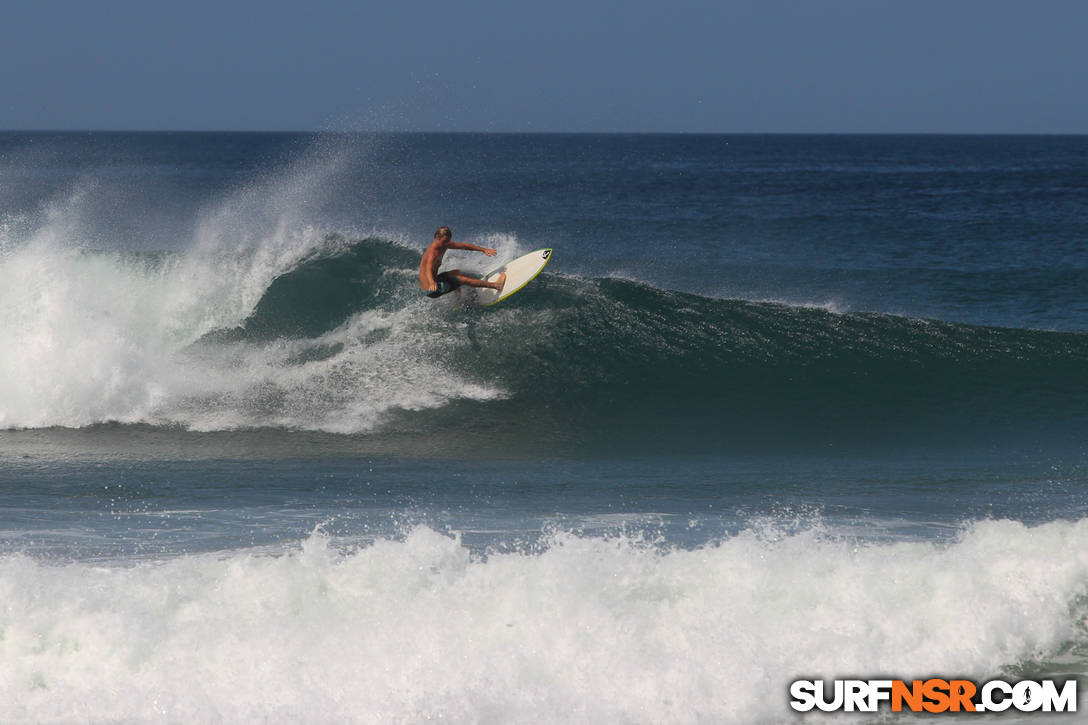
419;226;506;298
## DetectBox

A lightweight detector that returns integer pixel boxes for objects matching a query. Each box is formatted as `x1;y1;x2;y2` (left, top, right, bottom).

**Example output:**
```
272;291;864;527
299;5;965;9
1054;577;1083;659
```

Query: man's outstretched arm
448;242;497;256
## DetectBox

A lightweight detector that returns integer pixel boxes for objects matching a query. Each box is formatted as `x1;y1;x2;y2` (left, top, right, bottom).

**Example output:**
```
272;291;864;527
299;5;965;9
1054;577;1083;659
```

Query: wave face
2;234;1086;452
2;519;1087;723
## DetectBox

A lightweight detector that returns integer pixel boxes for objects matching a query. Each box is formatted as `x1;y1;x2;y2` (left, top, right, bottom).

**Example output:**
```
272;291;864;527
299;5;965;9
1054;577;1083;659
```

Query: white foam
0;147;503;433
166;308;503;433
2;518;1086;723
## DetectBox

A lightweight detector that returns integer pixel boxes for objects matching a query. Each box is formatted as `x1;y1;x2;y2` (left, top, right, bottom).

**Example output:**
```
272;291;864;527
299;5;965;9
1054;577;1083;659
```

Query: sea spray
0;133;509;433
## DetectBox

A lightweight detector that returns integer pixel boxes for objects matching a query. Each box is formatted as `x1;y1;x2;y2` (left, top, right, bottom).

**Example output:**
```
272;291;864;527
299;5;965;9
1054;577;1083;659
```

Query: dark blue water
0;132;1086;722
6;132;1086;329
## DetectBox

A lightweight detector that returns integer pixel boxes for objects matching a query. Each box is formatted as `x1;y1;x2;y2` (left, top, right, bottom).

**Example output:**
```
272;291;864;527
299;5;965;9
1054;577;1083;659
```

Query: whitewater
0;236;503;432
0;140;513;434
4;520;1087;723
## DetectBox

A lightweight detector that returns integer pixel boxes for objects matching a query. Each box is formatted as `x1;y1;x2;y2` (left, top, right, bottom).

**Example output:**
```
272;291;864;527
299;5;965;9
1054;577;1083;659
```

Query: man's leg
447;269;506;292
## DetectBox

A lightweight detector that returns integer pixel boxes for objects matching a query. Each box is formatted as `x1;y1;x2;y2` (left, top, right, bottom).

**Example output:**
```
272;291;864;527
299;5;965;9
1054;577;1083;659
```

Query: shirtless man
419;226;506;298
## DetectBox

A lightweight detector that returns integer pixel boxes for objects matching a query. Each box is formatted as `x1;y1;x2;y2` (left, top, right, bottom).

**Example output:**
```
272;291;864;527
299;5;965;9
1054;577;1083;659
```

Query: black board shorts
423;277;456;298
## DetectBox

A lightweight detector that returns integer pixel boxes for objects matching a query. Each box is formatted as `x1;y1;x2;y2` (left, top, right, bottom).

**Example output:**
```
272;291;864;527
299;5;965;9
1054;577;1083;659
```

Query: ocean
1;131;1086;722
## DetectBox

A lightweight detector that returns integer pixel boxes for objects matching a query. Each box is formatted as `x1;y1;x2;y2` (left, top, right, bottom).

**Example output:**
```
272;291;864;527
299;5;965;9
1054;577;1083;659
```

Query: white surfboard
455;248;552;306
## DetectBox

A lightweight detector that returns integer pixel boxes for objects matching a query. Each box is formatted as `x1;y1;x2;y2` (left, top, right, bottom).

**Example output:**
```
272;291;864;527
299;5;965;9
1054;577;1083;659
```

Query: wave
2;518;1087;723
1;234;1086;452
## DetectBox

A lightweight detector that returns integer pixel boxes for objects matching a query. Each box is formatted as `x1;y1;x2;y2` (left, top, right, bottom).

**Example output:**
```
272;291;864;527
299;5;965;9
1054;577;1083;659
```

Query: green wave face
203;239;1088;455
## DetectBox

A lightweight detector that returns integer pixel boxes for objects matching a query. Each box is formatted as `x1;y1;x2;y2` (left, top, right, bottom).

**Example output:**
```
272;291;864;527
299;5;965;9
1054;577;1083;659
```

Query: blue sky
2;0;1085;133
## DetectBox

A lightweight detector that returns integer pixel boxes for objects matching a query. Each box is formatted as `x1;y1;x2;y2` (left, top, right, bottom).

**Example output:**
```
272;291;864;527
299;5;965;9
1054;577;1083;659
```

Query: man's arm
448;242;497;256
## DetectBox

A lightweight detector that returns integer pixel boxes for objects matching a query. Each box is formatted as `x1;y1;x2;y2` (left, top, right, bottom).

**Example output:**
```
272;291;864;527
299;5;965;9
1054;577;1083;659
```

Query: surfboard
455;248;552;306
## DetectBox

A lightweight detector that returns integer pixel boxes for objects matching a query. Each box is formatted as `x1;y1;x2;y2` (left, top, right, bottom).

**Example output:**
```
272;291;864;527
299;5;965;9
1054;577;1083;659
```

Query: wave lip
2;234;1086;451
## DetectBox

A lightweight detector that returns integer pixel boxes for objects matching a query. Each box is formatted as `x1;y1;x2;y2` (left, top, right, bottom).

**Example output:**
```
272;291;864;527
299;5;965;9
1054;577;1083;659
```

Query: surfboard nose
482;248;553;306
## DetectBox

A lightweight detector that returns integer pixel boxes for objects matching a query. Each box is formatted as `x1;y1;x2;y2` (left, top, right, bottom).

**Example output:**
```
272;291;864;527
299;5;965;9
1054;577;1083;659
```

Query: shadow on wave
199;236;420;343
